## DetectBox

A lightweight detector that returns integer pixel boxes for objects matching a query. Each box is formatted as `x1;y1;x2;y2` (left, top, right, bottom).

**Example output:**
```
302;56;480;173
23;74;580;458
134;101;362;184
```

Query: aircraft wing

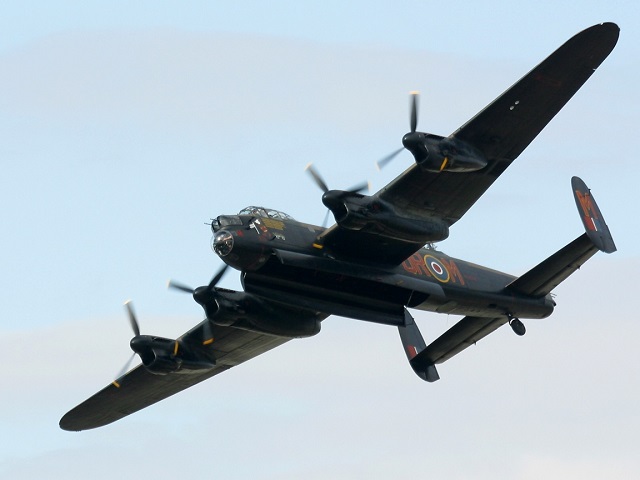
322;23;619;264
60;320;290;431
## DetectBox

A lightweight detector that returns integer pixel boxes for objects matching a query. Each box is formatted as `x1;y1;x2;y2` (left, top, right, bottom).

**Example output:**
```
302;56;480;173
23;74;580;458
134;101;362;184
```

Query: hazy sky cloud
1;2;638;479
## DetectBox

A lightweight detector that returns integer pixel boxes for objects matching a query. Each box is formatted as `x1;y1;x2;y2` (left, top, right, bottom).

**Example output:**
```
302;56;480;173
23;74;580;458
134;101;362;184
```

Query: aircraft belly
243;265;410;326
243;257;552;325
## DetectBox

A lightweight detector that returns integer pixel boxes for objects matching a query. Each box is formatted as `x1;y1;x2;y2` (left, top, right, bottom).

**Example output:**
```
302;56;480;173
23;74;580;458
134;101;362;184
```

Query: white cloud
2;258;638;479
1;19;638;479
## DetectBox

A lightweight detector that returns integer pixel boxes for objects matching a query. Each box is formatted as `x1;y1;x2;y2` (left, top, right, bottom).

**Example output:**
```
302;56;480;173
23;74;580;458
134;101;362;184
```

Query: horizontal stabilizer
410;315;508;370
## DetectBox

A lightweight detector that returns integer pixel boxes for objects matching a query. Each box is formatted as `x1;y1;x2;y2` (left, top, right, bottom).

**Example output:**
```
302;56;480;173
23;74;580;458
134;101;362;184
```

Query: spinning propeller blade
166;279;194;294
306;163;369;195
410;90;419;133
124;300;140;337
376;147;404;170
322;209;331;229
305;163;329;193
113;353;135;388
112;301;143;388
168;263;229;295
376;91;421;170
208;264;229;289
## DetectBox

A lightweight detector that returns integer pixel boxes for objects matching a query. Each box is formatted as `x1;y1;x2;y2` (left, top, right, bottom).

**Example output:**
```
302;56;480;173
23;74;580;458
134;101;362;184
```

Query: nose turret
212;230;234;257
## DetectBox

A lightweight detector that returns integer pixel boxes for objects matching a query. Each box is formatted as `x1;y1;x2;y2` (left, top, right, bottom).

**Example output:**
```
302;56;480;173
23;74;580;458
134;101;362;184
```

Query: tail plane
399;177;615;381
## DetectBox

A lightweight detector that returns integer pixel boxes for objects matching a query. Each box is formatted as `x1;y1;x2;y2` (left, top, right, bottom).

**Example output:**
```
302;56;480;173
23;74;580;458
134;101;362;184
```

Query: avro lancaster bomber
61;22;618;431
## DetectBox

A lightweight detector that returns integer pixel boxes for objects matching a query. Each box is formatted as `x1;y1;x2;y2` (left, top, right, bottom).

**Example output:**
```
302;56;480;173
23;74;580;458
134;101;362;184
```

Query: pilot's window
238;206;267;217
266;209;294;220
218;215;242;227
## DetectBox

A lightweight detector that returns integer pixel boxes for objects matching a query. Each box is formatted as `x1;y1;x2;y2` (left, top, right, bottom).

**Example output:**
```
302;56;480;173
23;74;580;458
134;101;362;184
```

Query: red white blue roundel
423;255;450;283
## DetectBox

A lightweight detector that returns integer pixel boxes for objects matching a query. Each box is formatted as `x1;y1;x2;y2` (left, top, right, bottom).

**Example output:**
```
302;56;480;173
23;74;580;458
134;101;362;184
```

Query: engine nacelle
143;351;182;375
131;335;216;375
403;132;487;173
192;286;322;338
322;191;449;243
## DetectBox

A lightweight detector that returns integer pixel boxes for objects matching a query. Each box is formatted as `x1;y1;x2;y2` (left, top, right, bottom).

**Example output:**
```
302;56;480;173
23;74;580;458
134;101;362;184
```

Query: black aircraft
61;23;618;431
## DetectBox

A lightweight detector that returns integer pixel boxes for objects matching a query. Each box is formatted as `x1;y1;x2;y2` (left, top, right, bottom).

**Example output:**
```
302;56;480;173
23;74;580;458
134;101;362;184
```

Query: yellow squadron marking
262;218;285;230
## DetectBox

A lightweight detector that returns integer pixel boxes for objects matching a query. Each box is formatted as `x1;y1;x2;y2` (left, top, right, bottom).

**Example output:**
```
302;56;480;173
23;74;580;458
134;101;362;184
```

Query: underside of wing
60;321;290;431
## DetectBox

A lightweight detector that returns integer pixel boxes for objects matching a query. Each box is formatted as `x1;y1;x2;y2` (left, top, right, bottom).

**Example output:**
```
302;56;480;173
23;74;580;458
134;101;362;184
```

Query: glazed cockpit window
238;206;294;220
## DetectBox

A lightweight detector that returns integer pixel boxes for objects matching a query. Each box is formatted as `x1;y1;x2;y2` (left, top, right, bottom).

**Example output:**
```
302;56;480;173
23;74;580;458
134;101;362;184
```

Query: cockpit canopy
211;206;294;233
237;206;294;221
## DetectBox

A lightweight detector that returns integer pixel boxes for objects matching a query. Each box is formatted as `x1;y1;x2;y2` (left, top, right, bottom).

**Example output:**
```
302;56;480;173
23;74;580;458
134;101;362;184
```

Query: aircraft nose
212;230;234;257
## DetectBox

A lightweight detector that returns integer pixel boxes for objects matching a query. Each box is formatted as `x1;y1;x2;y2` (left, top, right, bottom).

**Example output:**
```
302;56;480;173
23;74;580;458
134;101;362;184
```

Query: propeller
167;263;229;295
376;91;420;170
167;264;230;345
305;163;370;196
113;353;136;388
410;90;419;133
112;300;142;388
305;163;329;193
305;163;370;227
125;300;140;336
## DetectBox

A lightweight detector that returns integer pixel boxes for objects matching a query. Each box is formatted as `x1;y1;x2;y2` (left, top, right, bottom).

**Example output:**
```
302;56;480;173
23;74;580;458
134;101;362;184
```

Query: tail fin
572;176;616;253
508;177;615;297
398;309;440;382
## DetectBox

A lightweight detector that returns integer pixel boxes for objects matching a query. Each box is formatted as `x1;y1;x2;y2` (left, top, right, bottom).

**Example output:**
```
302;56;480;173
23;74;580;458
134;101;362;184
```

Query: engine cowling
130;335;215;375
322;191;449;243
192;286;322;338
403;132;487;173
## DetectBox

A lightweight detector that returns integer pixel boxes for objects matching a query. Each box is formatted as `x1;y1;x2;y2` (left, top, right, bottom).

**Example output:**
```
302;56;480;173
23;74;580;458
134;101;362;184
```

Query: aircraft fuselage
211;210;554;328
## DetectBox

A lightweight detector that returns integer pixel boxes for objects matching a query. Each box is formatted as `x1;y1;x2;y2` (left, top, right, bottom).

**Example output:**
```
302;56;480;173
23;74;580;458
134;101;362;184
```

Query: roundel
423;255;450;283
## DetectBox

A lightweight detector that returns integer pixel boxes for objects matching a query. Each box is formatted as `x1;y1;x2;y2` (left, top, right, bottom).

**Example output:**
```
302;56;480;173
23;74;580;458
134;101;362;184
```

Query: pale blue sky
1;2;639;479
